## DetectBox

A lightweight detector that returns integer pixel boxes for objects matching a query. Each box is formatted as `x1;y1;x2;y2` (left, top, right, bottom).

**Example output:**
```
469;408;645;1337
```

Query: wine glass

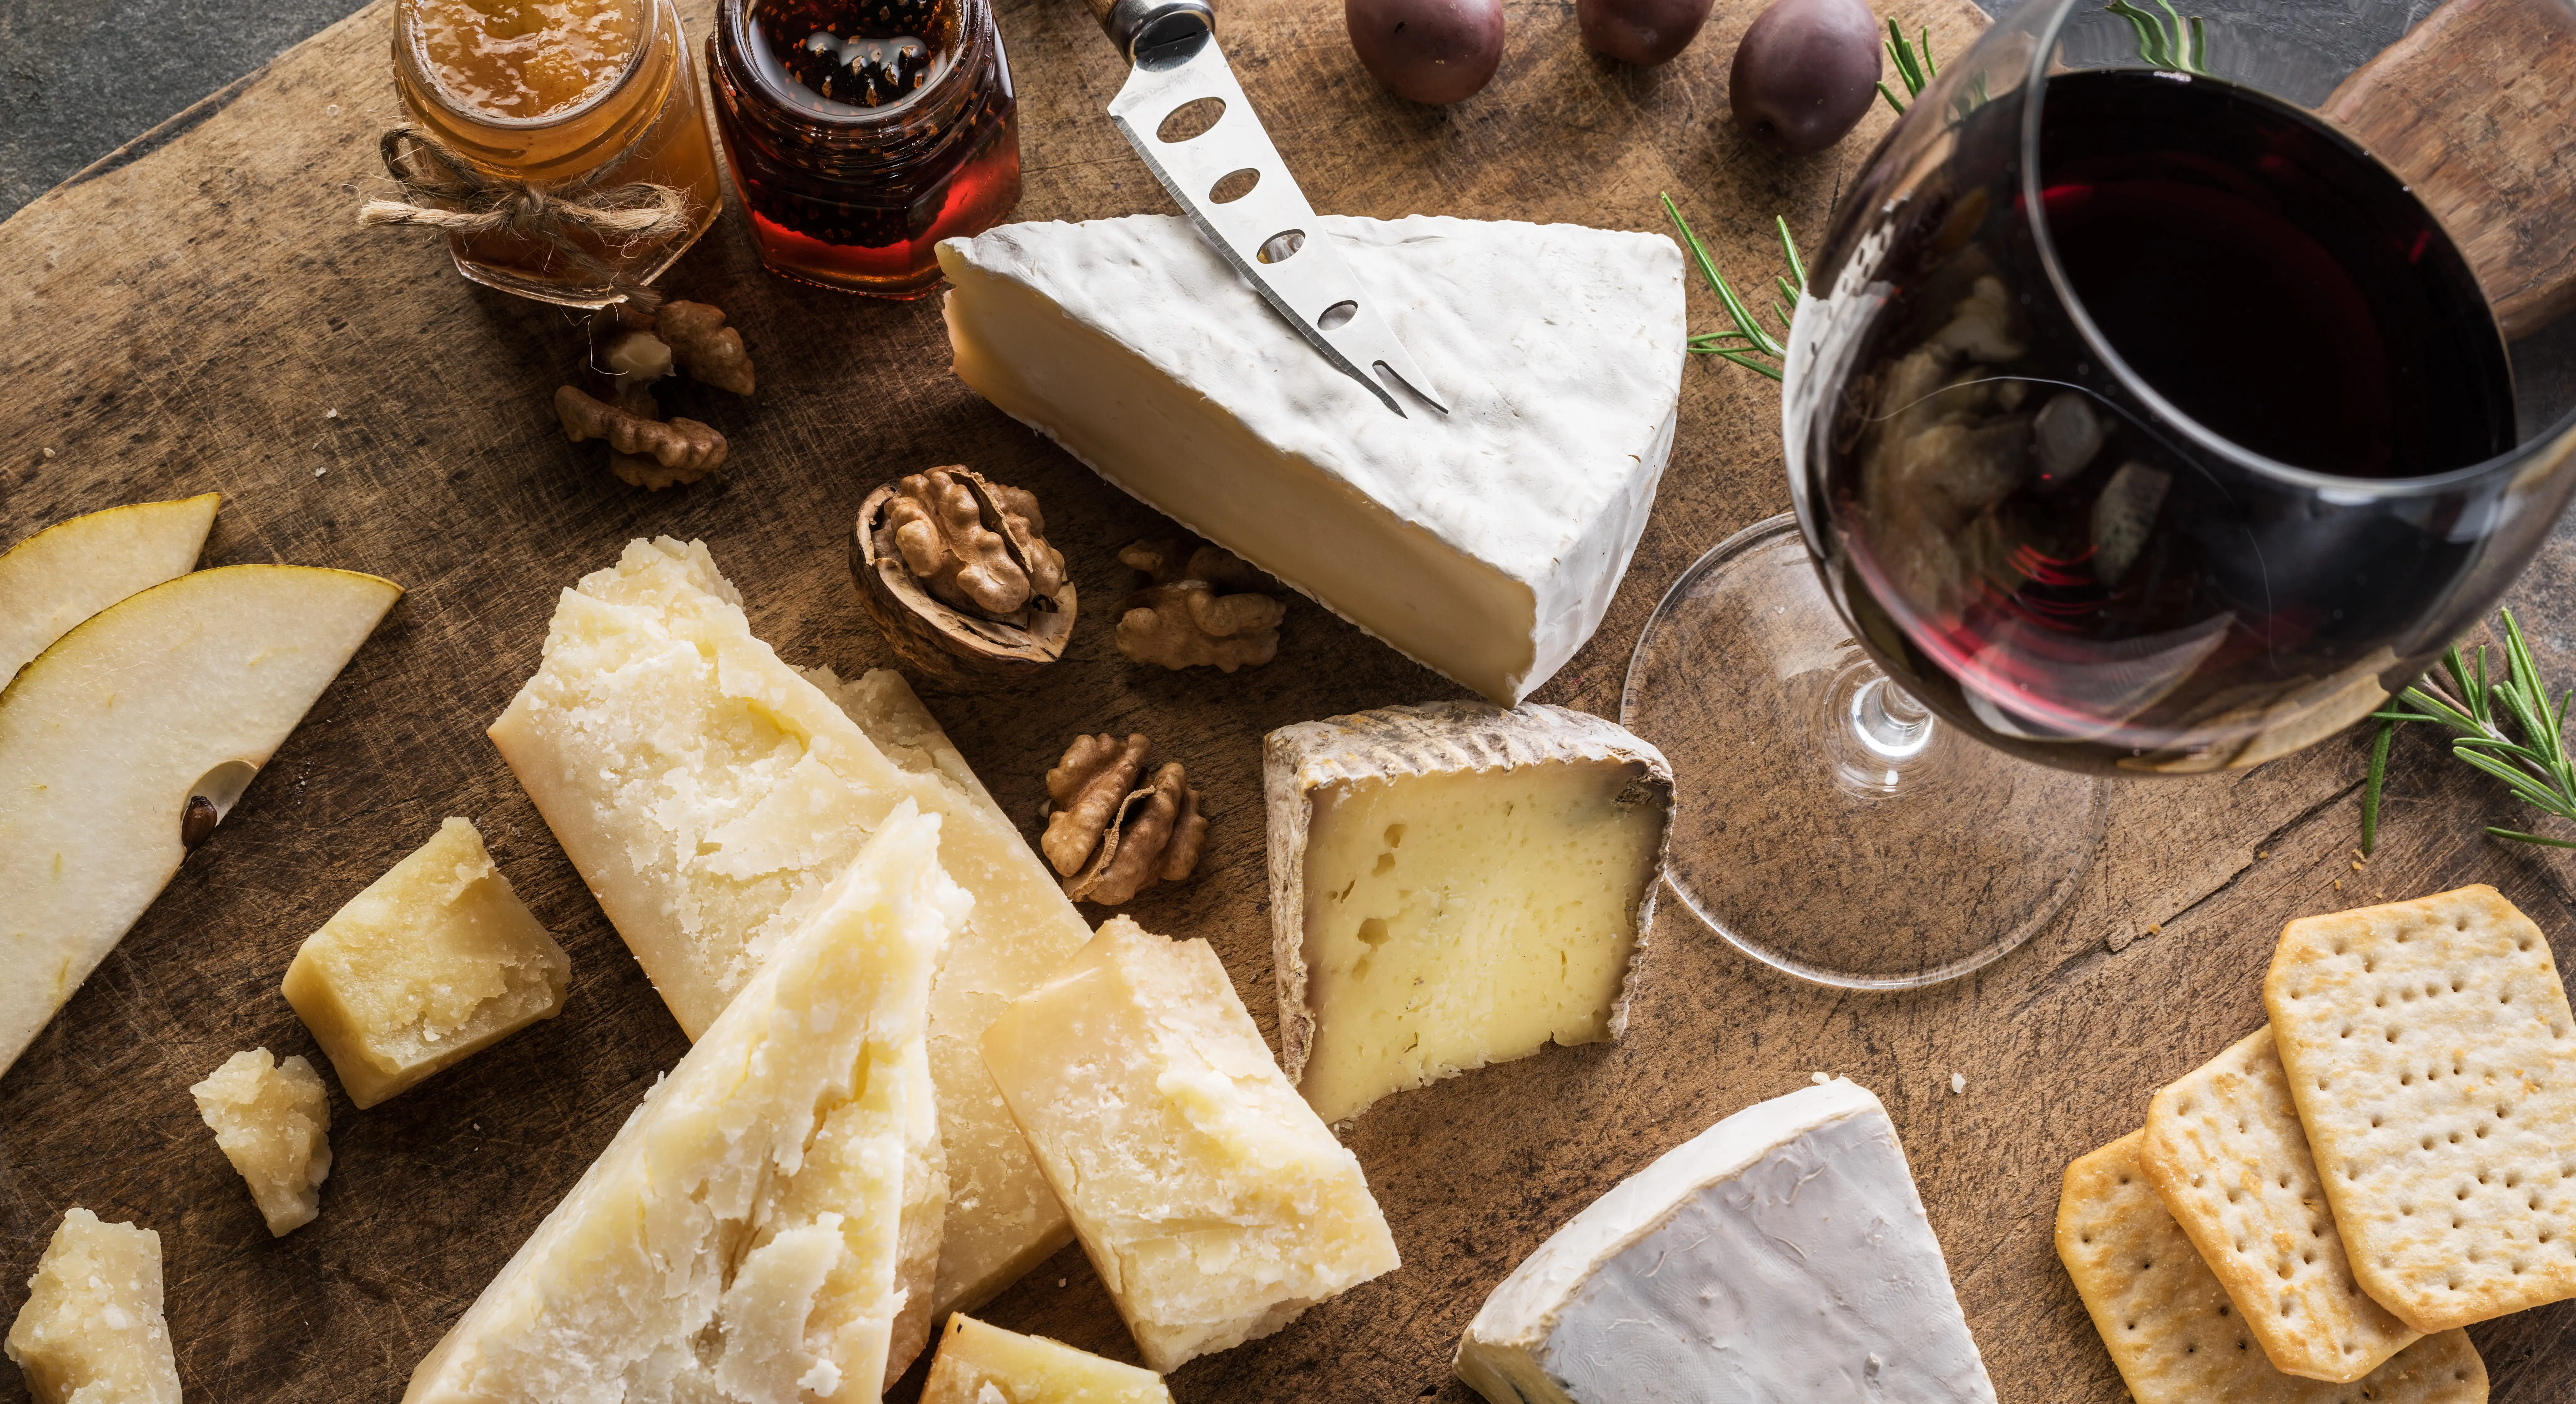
1623;0;2576;988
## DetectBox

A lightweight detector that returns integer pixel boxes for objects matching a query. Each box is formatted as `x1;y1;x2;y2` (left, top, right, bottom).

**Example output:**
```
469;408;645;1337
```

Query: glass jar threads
707;0;1023;297
389;0;724;306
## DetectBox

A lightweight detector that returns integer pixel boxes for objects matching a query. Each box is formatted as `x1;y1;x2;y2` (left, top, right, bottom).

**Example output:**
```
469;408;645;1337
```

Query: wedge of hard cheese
1265;702;1672;1122
488;538;1090;1315
1457;1079;1997;1404
406;805;961;1404
939;215;1684;706
981;917;1401;1372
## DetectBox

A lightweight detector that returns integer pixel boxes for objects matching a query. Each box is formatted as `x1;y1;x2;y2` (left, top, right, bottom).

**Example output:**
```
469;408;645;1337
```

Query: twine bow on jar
356;128;695;305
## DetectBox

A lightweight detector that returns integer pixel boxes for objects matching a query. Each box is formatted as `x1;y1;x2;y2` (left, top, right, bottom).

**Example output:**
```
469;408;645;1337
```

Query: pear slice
0;564;403;1077
0;493;221;686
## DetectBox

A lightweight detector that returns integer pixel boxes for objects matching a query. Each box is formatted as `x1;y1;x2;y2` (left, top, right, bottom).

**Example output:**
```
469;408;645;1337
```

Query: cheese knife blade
1089;0;1447;416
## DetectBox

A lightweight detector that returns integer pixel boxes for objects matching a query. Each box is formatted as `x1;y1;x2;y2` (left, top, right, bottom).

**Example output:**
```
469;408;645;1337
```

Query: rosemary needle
1661;194;1808;381
2365;608;2576;851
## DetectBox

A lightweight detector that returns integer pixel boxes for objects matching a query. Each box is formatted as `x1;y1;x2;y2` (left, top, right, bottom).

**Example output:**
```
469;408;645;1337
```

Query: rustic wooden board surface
4;0;2575;1400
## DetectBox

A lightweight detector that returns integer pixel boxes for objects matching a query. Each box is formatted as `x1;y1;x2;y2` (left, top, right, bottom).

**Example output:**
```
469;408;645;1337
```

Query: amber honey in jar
391;0;724;305
707;0;1022;297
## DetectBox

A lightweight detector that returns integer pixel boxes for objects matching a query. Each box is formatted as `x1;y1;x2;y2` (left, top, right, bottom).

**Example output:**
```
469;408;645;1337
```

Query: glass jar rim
2011;0;2574;497
397;0;667;133
720;0;992;128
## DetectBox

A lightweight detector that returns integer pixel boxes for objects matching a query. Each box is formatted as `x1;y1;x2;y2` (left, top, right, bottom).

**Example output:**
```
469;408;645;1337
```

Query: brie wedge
487;538;1091;1315
939;215;1684;706
1456;1079;1998;1404
1264;702;1672;1122
405;805;961;1404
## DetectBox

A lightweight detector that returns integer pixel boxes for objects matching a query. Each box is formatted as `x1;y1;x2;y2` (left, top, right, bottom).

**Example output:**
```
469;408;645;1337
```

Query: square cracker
2143;1028;2422;1381
2056;1130;2487;1404
2266;885;2576;1332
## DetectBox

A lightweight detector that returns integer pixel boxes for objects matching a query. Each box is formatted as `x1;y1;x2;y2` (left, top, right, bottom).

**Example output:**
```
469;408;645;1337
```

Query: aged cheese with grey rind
938;215;1684;707
404;806;960;1404
1456;1079;1998;1404
487;539;1087;1316
1263;701;1672;1122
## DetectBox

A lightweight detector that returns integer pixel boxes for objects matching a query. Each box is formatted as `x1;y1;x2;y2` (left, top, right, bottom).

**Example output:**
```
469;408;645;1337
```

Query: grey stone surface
0;0;374;221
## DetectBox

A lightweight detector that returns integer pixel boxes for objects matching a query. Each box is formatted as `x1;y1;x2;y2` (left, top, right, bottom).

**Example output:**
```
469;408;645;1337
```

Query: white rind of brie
1456;1079;1998;1404
938;214;1685;706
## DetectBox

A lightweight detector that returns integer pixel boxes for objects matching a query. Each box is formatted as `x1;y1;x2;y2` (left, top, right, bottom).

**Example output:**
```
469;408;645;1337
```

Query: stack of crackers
2056;886;2576;1402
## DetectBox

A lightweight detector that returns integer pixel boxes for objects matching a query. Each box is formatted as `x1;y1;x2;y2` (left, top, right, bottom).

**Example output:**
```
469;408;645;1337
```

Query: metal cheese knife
1084;0;1448;417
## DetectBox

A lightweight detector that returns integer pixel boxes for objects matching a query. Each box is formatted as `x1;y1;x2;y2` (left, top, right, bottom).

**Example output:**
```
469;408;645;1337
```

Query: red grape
1728;0;1882;154
1345;0;1506;105
1578;0;1716;66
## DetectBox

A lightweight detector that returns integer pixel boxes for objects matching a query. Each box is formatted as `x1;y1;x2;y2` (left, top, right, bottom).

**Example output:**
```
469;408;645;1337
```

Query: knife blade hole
1258;229;1305;263
1319;300;1357;330
1157;97;1224;143
1208;168;1259;203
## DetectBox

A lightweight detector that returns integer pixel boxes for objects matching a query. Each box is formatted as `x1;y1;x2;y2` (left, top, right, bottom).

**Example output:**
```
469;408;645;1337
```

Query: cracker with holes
2056;1130;2489;1404
2266;885;2576;1332
2141;1028;2422;1381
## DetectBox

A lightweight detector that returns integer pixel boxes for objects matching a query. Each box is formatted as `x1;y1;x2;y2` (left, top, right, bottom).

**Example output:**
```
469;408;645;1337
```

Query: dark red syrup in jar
709;0;1021;296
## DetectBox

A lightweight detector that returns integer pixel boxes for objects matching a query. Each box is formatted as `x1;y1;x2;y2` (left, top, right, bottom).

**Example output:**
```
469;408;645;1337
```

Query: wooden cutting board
3;0;2574;1399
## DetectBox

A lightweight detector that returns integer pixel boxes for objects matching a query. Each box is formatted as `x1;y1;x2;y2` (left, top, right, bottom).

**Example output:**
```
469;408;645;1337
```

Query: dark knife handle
1091;0;1216;65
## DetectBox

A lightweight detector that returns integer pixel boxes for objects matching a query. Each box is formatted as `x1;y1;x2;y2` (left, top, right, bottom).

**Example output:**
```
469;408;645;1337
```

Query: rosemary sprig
1878;20;1936;116
2362;609;2576;853
1661;194;1808;381
2107;0;2209;74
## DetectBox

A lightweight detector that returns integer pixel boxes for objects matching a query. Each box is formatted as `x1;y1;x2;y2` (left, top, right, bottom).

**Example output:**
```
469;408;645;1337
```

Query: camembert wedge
980;917;1401;1372
404;805;962;1404
1265;702;1672;1122
487;538;1092;1315
1457;1079;1997;1404
939;215;1685;706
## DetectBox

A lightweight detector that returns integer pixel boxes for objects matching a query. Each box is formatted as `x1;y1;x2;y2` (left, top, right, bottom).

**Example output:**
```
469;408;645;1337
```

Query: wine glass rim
2010;0;2571;499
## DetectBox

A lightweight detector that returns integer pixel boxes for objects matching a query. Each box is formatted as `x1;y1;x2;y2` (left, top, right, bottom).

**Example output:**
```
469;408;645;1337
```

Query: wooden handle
2325;0;2576;336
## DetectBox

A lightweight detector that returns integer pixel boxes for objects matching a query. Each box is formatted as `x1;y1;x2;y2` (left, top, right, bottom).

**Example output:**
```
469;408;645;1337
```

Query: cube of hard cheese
1456;1079;1997;1404
4;1208;182;1404
405;805;964;1403
980;917;1400;1372
488;538;1092;1315
282;817;569;1108
920;1315;1172;1404
190;1047;333;1236
1265;702;1672;1122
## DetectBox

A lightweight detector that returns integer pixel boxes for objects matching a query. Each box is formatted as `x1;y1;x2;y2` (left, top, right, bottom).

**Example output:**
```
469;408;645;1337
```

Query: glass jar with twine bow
364;0;725;307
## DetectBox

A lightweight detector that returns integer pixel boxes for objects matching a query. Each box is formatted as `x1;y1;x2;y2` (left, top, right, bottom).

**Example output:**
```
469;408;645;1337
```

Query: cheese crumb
190;1049;332;1236
1949;1072;1966;1095
1812;1071;1831;1084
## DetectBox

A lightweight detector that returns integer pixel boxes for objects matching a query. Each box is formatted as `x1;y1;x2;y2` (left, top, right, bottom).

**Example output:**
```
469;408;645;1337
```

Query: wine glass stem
1852;671;1934;761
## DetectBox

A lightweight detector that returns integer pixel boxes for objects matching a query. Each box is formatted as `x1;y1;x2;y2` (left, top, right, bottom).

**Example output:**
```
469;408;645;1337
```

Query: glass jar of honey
707;0;1022;297
391;0;724;306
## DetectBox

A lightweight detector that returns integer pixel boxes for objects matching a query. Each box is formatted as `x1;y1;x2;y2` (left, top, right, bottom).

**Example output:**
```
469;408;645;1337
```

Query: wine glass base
1621;515;2108;990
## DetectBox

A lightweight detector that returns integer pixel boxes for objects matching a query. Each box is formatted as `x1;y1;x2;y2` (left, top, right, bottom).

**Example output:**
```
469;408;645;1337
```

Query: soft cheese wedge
1456;1079;1998;1404
284;816;571;1108
1265;702;1672;1122
406;805;963;1404
488;538;1093;1314
0;492;219;685
920;1315;1172;1404
5;1208;183;1404
981;917;1402;1372
939;215;1685;706
0;564;403;1078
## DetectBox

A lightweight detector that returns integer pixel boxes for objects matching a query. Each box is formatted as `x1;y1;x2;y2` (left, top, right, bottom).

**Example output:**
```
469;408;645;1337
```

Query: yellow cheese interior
919;1314;1171;1404
980;918;1400;1373
1297;761;1662;1123
283;817;569;1109
189;1049;333;1236
3;1208;182;1404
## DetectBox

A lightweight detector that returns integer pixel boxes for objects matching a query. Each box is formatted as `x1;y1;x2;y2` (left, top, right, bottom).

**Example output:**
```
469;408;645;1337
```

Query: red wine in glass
1792;67;2542;775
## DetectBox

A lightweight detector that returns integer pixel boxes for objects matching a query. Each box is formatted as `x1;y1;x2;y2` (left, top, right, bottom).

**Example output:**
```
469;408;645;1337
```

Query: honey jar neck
392;0;684;182
714;0;1002;167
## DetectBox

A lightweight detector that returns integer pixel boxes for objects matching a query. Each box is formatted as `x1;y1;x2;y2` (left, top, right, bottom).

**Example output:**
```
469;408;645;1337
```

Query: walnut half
852;467;1076;686
1041;733;1208;905
1113;538;1282;672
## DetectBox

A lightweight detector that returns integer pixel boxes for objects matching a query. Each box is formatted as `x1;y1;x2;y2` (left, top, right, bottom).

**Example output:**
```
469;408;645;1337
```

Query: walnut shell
851;472;1076;687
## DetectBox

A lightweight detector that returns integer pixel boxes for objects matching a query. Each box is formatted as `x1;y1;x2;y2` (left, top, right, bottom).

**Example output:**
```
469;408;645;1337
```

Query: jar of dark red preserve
708;0;1021;296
